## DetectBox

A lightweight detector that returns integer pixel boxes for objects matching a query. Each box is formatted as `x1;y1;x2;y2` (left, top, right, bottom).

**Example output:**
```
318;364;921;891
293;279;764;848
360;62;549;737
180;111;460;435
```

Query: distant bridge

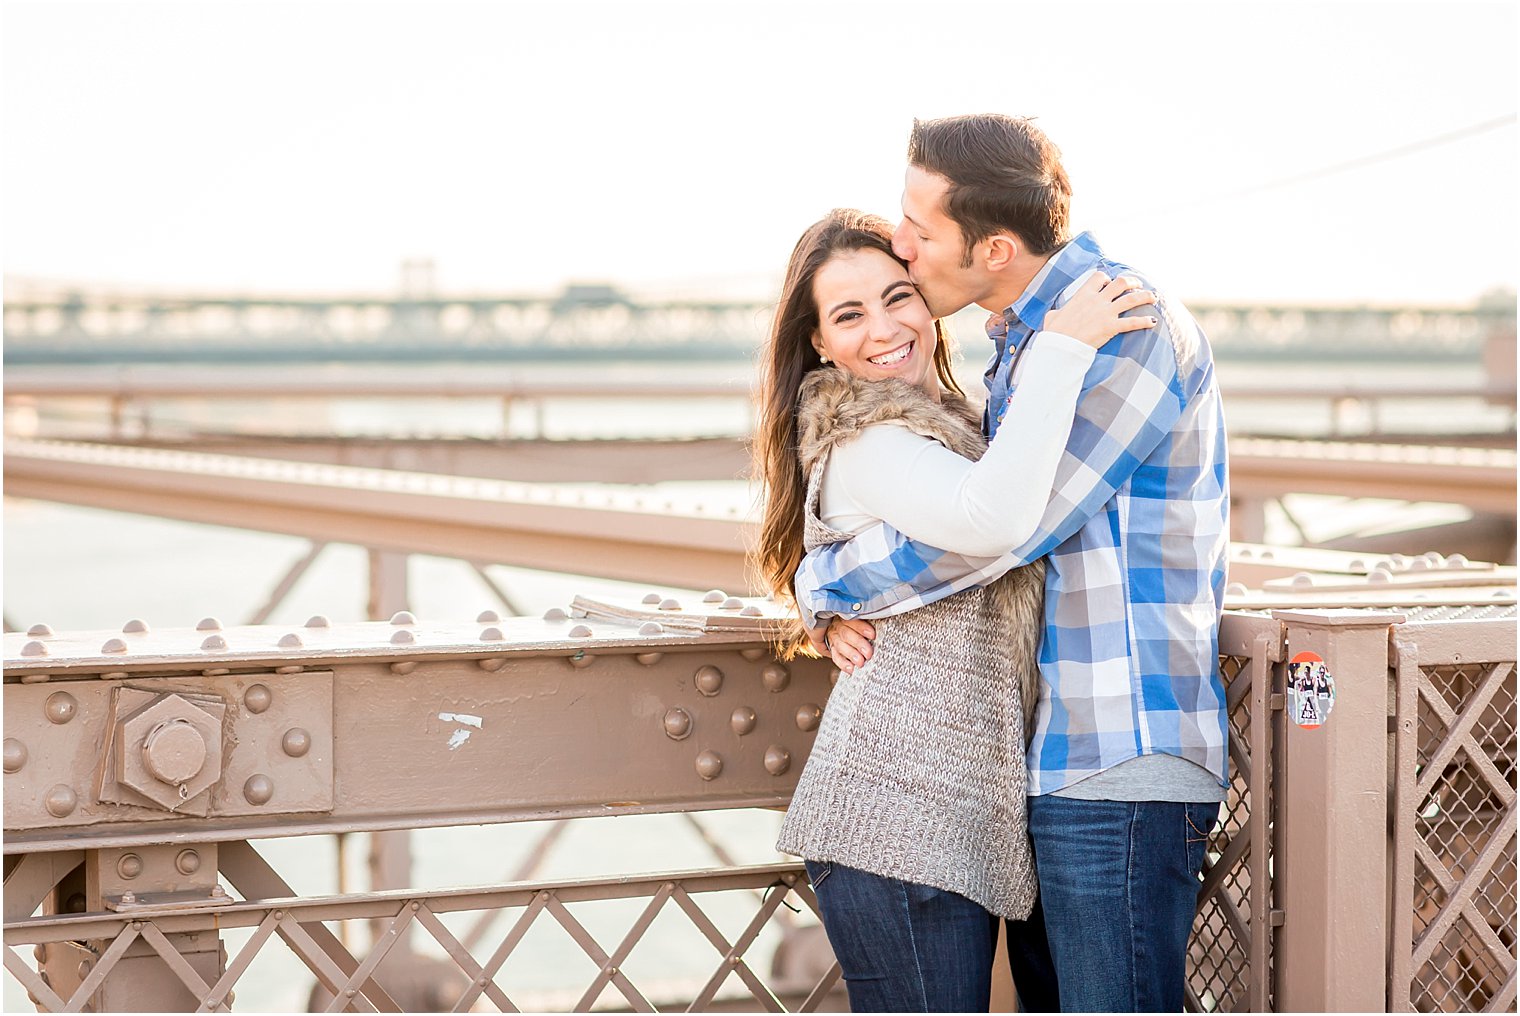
3;286;1513;363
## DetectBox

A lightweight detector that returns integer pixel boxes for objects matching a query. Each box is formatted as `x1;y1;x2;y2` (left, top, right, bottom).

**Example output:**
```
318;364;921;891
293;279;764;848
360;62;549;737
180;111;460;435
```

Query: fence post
1270;608;1405;1012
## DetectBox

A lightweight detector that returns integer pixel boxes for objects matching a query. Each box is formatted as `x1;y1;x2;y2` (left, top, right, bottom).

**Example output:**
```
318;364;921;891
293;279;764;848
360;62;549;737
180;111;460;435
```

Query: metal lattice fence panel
1189;614;1282;1013
1392;619;1518;1013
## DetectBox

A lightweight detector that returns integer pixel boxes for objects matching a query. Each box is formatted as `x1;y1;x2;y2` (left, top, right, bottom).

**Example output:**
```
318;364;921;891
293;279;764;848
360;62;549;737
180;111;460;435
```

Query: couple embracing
752;114;1230;1013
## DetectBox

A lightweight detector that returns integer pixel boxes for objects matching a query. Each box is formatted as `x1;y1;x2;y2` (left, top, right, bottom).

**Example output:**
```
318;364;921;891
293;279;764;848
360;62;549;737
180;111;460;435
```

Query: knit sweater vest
775;368;1044;920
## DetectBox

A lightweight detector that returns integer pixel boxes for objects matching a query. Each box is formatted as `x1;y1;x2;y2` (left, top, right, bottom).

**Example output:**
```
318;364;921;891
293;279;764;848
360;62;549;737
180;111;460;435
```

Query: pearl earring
819;354;830;364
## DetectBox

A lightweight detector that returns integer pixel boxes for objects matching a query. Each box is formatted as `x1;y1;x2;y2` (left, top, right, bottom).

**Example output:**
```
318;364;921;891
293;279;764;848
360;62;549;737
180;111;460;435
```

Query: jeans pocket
804;859;833;889
1183;803;1215;877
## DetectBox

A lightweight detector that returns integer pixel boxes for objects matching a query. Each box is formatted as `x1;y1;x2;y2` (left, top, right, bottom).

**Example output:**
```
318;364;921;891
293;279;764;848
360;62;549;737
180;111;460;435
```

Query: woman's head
752;209;962;656
773;209;958;398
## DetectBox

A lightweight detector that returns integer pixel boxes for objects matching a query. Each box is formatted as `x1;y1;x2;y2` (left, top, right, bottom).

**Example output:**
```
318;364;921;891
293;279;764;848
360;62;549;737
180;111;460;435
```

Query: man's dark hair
908;114;1072;265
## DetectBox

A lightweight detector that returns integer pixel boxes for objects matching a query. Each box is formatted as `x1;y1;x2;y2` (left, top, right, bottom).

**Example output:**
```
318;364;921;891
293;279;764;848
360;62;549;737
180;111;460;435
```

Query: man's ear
984;234;1019;272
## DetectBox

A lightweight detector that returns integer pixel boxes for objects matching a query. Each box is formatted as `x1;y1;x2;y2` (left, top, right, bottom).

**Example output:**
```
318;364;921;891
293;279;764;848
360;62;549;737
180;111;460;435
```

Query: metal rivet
1367;571;1391;584
739;647;766;662
391;630;415;645
761;663;790;692
122;619;149;633
765;745;792;775
663;708;692;740
244;684;273;714
305;615;331;628
33;944;46;963
201;634;228;651
390;661;417;675
795;704;822;732
568;624;593;637
1389;553;1408;567
101;638;129;654
45;784;78;817
702;590;726;604
694;665;724;696
410;901;419;911
476;610;501;623
243;774;274;806
477;658;507;671
211;884;228;899
642;593;662;605
1237;546;1254;558
1291;573;1313;588
477;977;489;987
728;955;740;966
1259;550;1275;561
1225;582;1248;597
121;892;138;905
4;738;26;773
26;623;53;637
282;728;312;758
658;598;682;611
196;617;222;631
278;633;303;648
21;640;48;657
44;691;77;724
1408;558;1430;571
345;989;356;998
274;910;284;920
1448;554;1469;567
568;651;593;669
204;668;231;677
695;751;723;780
176;849;201;875
117;853;143;879
607;966;620;977
389;611;416;625
1348;559;1367;570
731;707;756;736
635;652;663;666
782;873;797;885
102;671;127;680
543;607;570;622
275;665;302;674
479;626;505;641
66;893;86;913
740;605;764;617
720;597;744;610
638;621;664;636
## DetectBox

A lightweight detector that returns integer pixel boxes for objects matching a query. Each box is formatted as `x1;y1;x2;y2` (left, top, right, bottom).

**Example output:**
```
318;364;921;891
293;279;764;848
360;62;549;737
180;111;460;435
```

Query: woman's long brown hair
752;209;963;658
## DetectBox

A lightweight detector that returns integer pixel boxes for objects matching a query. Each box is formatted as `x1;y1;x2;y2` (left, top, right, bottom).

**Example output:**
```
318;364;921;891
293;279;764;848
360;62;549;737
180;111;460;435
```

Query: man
794;114;1230;1013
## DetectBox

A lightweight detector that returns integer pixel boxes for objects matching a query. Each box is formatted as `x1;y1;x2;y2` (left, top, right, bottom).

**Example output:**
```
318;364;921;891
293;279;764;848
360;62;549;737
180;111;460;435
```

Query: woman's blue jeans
803;860;997;1013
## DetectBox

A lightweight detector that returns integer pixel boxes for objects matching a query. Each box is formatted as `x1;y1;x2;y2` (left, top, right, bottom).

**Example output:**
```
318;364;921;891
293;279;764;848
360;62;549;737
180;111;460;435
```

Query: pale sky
3;0;1516;305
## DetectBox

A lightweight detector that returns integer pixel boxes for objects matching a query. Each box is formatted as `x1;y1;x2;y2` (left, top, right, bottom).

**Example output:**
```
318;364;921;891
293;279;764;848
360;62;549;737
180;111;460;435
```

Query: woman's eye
887;291;912;305
835;311;862;324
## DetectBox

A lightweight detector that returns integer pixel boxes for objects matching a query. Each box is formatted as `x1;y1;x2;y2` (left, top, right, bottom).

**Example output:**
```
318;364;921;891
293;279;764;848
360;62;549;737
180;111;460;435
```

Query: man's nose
891;224;915;261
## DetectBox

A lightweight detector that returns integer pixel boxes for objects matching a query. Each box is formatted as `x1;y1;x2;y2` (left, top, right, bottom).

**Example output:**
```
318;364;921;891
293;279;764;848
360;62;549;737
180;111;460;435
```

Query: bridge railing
3;596;1515;1012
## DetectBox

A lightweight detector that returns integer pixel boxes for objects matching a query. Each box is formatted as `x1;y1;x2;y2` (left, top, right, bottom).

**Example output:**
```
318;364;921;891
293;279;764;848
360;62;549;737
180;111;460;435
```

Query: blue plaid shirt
794;233;1230;794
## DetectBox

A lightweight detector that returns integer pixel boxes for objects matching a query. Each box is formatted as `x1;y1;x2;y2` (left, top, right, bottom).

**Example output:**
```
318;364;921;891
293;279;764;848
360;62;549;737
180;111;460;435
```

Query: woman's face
810;248;940;400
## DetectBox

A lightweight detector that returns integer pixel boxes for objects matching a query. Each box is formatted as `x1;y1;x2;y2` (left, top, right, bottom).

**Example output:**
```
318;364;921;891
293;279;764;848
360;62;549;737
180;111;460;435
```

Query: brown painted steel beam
3;439;758;592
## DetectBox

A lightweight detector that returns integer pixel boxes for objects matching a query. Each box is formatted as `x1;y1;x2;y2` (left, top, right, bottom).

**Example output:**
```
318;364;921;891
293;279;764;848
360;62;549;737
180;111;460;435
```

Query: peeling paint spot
447;729;472;750
438;712;483;729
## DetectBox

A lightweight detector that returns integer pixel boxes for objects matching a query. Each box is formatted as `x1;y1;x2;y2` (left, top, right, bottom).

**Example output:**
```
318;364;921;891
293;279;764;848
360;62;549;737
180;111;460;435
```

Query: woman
754;209;1155;1012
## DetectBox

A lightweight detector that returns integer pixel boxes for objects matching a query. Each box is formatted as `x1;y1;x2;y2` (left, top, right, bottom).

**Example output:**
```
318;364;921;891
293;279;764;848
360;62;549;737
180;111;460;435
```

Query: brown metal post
1271;608;1405;1012
365;549;409;621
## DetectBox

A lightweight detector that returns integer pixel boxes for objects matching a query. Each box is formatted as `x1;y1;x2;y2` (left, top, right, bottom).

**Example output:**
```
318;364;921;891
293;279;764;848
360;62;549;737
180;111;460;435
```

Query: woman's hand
821;617;875;674
1042;271;1158;349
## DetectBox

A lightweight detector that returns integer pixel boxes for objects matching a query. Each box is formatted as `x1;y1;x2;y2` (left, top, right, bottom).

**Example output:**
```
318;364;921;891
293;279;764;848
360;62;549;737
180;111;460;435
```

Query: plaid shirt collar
988;231;1108;354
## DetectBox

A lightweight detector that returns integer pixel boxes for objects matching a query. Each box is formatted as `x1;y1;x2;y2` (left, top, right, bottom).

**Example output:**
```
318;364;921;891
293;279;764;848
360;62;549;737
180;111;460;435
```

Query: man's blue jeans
803;859;997;1012
1006;797;1215;1012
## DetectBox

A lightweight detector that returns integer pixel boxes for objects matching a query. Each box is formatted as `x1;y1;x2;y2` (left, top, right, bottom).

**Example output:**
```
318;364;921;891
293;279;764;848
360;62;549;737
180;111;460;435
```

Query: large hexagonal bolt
116;694;224;811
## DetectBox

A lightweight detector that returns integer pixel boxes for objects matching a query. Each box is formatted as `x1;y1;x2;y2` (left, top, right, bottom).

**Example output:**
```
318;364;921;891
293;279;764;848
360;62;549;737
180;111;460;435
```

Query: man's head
892;114;1072;316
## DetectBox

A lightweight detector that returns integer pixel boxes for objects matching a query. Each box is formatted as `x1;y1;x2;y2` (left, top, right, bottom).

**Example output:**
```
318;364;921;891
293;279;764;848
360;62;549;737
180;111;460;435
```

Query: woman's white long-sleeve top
817;331;1097;557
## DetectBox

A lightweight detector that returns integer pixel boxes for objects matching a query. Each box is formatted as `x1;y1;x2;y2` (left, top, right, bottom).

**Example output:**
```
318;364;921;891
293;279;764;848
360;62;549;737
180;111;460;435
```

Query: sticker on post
1288;652;1335;729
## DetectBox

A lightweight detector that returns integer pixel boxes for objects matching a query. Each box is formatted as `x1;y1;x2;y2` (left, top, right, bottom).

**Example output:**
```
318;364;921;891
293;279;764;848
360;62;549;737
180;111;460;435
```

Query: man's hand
805;617;876;674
